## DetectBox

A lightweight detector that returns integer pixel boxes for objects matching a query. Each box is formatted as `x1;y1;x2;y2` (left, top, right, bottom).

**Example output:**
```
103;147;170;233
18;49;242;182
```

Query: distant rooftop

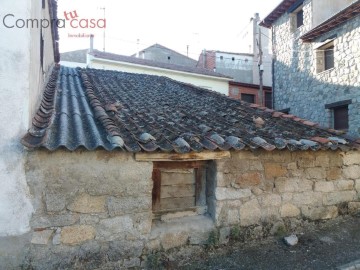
60;49;88;64
90;49;232;79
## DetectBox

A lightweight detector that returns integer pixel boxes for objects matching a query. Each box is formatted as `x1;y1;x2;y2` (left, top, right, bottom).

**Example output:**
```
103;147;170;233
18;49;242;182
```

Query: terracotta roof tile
21;66;360;152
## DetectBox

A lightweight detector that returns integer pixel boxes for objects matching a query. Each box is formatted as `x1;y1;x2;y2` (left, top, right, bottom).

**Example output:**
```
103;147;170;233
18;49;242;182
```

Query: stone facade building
261;0;360;137
15;66;360;268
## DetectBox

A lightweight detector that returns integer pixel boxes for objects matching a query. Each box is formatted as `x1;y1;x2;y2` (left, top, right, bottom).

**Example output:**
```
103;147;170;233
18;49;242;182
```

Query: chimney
89;34;94;53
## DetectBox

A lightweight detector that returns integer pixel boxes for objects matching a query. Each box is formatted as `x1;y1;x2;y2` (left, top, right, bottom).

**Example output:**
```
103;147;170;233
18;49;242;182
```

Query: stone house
18;65;360;268
260;0;360;137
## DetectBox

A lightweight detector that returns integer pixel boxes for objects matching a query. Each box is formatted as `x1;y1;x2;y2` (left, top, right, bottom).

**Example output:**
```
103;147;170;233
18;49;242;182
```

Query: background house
60;49;88;68
132;43;198;67
229;81;273;108
261;0;360;137
197;13;273;106
86;42;232;95
0;0;59;237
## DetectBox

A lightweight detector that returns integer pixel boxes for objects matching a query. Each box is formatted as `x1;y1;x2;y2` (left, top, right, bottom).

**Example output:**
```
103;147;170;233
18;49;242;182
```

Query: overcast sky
58;0;281;59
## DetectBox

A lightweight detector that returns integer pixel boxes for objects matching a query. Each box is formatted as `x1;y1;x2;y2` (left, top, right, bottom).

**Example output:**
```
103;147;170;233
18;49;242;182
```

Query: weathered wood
161;171;195;185
160;197;195;210
152;169;161;211
136;151;230;162
195;168;203;206
160;184;195;198
154;161;205;170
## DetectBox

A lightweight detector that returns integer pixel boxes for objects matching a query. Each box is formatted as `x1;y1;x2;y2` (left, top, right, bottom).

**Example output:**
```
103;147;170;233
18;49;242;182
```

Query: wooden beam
136;150;231;162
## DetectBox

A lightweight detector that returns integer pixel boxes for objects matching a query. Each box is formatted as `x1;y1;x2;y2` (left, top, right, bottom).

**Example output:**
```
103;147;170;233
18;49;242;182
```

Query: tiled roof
260;0;298;28
89;50;231;79
21;66;360;152
301;1;360;42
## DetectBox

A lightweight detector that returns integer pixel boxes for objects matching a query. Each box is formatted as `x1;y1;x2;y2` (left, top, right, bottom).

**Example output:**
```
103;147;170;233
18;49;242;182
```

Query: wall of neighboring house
88;58;231;95
215;52;254;84
229;84;272;108
312;0;354;27
0;0;55;238
273;0;360;137
13;149;360;268
29;0;56;124
138;46;197;67
0;0;33;237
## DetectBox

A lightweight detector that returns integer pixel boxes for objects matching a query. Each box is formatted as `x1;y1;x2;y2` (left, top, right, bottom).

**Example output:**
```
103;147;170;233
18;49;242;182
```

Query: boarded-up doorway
152;161;207;219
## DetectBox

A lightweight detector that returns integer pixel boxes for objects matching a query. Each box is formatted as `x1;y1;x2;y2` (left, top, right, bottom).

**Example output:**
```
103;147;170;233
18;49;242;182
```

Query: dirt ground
153;216;360;270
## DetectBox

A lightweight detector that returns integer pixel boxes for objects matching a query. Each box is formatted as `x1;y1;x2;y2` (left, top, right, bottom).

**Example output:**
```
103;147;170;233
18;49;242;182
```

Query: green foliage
273;224;287;238
147;252;162;270
207;229;219;247
230;226;242;241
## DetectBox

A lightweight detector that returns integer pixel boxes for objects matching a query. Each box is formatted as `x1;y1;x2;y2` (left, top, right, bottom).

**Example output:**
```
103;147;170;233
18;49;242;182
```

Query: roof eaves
301;1;360;42
260;0;297;28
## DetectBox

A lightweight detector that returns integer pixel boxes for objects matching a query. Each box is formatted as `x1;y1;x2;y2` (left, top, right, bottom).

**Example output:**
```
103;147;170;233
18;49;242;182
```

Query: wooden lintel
135;150;231;162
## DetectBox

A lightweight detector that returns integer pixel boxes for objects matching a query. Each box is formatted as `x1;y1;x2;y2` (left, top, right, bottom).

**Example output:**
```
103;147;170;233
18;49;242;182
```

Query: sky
58;0;282;60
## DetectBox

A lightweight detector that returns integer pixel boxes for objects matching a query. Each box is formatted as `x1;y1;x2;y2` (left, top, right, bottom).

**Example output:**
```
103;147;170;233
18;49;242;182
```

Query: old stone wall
212;150;360;238
23;150;153;269
2;149;359;268
273;0;360;137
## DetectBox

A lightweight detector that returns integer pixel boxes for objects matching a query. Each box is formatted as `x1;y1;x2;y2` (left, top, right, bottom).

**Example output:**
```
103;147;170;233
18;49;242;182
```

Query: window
241;93;255;104
325;100;351;131
152;162;207;219
324;46;334;70
333;106;349;130
289;0;304;31
296;9;303;28
265;92;272;109
316;40;335;73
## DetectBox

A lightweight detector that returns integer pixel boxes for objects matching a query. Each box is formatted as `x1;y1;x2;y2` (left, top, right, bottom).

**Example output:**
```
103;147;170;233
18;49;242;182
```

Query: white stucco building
0;0;58;236
85;49;232;96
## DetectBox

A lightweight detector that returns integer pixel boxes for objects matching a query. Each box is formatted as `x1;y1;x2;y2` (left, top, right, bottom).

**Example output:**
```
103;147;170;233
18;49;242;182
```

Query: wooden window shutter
334;106;349;130
152;161;206;217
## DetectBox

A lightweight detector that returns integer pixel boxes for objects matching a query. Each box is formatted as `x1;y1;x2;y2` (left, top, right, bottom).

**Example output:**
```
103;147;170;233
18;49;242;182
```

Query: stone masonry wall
24;150;153;269
273;0;360;137
213;150;360;236
4;149;359;269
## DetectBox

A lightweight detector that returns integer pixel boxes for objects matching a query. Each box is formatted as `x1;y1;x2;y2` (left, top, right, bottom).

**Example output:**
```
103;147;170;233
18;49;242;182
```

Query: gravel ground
157;216;360;270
